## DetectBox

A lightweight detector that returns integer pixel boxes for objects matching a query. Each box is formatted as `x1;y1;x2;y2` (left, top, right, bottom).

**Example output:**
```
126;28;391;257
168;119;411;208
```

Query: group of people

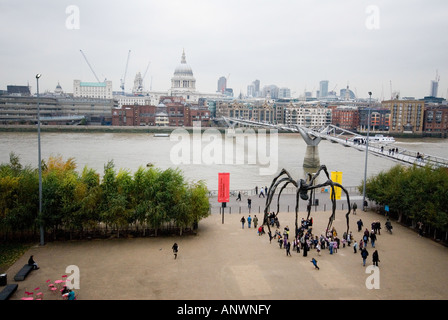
255;186;268;198
245;212;386;270
61;285;76;300
240;214;259;230
267;212;280;228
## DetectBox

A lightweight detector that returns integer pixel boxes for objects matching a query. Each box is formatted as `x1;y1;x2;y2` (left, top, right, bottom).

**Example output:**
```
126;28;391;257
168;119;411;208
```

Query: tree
361;164;448;234
0;155;211;240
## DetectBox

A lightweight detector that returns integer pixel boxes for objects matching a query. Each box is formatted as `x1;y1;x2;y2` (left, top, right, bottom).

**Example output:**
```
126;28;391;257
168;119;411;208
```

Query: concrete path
4;201;448;300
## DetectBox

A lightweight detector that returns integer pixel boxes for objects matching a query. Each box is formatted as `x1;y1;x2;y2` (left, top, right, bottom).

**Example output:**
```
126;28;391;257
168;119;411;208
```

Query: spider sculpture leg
307;180;351;235
264;178;296;235
263;169;297;235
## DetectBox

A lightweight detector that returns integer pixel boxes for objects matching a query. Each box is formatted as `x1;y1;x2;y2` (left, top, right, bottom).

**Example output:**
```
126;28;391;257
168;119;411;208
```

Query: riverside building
73;80;113;99
382;99;425;134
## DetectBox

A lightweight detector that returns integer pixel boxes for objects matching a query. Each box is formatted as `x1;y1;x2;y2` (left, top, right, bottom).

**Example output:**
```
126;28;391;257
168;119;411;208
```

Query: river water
1;131;447;191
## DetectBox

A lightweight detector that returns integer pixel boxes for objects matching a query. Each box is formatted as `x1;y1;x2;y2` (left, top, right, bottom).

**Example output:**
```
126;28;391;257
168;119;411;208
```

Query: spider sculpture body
263;165;351;238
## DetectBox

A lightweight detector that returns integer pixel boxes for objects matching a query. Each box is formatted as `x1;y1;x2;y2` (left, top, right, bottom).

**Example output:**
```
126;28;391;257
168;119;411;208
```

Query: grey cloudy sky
1;0;447;100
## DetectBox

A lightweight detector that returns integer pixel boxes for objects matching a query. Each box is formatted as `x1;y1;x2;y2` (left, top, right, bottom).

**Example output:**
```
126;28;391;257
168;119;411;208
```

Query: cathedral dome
171;49;196;92
174;50;194;76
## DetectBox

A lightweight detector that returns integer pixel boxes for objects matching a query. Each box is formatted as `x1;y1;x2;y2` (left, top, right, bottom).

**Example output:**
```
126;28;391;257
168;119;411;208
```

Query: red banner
218;173;230;203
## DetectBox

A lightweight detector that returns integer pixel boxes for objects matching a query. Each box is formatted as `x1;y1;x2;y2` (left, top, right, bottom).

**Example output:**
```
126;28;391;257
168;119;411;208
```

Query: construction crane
332;84;338;94
142;60;151;80
142;60;151;91
120;50;131;93
80;50;101;83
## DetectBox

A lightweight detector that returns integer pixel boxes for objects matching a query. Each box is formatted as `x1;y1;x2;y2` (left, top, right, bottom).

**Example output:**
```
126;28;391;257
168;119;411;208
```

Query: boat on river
352;134;395;144
369;134;395;143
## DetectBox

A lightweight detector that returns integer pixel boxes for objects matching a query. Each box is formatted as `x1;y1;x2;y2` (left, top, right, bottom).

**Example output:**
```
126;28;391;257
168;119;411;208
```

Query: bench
0;284;18;300
14;264;33;281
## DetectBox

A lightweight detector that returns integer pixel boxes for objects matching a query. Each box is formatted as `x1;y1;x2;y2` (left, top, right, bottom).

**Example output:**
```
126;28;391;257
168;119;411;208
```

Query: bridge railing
222;117;448;168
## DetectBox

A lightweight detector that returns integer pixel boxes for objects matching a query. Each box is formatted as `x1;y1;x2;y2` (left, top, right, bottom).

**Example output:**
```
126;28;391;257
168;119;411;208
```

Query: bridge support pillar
303;145;320;168
296;127;321;168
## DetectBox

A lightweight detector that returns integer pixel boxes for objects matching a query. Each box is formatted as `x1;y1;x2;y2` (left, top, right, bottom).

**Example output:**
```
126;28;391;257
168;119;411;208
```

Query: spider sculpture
263;165;351;238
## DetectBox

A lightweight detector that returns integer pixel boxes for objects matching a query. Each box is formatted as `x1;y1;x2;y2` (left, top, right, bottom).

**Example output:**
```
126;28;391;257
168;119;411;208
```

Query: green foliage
0;154;210;240
362;164;448;230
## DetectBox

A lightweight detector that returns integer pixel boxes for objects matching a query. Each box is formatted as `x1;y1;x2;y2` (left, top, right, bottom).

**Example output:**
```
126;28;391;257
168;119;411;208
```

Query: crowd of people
240;211;387;271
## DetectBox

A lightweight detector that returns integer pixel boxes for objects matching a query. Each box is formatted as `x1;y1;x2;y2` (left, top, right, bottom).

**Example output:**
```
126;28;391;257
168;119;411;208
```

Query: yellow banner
330;171;342;200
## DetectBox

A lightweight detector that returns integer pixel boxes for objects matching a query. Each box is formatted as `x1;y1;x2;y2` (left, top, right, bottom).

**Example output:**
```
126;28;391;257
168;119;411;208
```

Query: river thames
1;131;447;191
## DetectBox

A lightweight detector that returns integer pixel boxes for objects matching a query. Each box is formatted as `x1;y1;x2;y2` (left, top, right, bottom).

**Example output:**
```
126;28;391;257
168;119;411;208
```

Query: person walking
363;232;369;248
372;250;380;267
253;215;258;229
286;241;291;256
361;248;369;266
352;202;357;215
236;191;241;201
353;240;358;254
240;216;246;229
316;242;321;256
417;221;424;237
303;241;308;257
357;219;363;232
247;215;252;228
247;198;252;212
370;230;377;248
310;258;320;270
172;243;179;259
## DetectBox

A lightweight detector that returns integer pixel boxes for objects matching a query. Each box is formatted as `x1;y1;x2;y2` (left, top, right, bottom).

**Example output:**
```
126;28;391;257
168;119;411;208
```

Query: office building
319;80;329;98
217;76;227;93
74;80;113;99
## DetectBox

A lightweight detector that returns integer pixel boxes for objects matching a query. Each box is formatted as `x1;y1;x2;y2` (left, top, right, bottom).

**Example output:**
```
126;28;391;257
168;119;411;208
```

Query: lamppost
36;73;44;246
362;91;372;211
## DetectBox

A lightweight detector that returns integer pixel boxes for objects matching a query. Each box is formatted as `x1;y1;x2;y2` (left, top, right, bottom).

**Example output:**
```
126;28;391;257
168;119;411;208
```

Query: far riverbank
0;124;446;138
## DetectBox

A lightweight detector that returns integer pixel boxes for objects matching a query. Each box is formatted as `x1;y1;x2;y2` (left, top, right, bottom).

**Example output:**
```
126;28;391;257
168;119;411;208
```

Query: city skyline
1;1;447;100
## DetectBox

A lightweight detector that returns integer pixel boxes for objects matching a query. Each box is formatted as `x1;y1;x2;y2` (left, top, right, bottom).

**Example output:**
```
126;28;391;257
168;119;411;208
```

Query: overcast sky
1;0;447;100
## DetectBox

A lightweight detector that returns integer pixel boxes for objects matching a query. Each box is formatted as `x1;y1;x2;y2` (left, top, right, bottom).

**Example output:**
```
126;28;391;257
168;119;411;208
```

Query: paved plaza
4;192;448;300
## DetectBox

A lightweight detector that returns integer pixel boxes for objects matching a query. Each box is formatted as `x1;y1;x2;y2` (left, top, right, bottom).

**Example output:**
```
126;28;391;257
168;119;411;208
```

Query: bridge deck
221;117;448;168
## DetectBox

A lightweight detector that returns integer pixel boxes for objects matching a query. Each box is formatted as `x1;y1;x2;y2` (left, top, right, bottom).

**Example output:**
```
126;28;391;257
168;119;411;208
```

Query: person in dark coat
172;243;179;259
372;250;380;267
361;248;369;266
357;219;363;232
352;202;357;215
302;242;308;257
28;255;39;270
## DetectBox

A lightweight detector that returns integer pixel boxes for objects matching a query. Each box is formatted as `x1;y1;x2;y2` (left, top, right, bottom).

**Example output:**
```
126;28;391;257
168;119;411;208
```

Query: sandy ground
4;200;448;301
